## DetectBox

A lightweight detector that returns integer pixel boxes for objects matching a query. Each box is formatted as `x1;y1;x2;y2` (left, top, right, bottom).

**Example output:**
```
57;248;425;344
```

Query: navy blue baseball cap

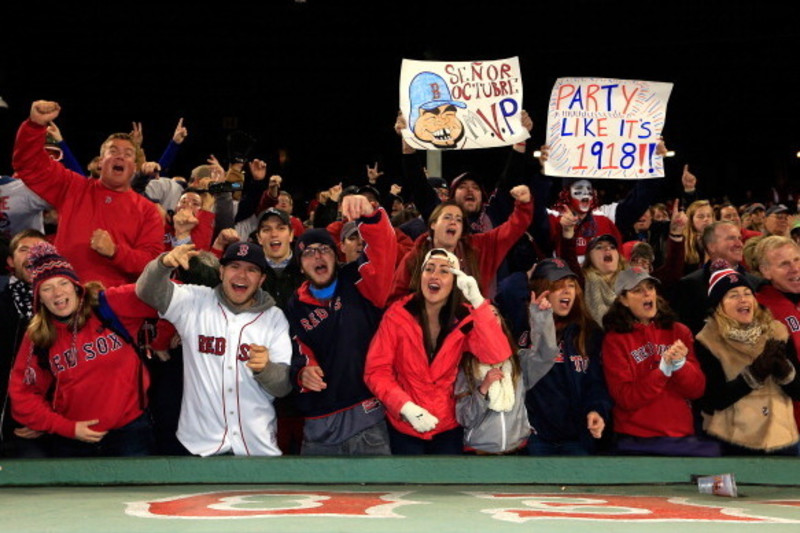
221;241;268;273
531;258;577;282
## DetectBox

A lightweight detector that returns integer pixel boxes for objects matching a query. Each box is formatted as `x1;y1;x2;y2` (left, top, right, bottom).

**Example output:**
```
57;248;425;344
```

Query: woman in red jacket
9;243;156;457
389;185;532;303
365;248;512;454
601;267;719;456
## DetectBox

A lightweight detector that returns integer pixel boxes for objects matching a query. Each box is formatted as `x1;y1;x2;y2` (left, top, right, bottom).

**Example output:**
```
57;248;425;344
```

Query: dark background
2;1;799;210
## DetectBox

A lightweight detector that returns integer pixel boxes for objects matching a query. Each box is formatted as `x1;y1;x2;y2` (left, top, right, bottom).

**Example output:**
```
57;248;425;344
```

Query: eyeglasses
301;245;334;258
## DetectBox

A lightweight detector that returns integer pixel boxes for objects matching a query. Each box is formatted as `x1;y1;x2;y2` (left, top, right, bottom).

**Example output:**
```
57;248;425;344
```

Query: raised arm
346;196;398;308
13;101;83;206
135;245;198;314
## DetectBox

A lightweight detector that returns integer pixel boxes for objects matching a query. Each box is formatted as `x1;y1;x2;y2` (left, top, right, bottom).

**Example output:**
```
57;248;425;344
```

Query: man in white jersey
136;241;291;456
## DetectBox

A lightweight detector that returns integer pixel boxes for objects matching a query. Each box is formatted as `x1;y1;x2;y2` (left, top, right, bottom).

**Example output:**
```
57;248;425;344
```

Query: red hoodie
602;321;705;438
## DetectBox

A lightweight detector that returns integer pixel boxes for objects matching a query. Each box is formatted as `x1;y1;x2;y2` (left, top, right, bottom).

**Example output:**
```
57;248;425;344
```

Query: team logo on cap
237;244;249;257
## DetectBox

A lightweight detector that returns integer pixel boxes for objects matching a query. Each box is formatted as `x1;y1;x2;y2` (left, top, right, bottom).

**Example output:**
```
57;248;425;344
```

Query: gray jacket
455;306;558;453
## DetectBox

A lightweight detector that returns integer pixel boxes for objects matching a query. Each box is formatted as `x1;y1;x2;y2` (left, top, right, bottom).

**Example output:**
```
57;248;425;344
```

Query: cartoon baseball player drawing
408;72;467;149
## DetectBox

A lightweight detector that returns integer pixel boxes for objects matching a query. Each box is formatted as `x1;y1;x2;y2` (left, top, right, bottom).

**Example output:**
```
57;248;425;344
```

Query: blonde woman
683;200;714;273
696;263;800;455
582;234;627;326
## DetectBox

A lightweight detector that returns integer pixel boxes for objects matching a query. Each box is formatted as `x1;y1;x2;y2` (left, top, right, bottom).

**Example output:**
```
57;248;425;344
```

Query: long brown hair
410;250;466;358
684;200;712;265
603;293;677;333
529;276;597;357
407;201;481;292
28;281;103;351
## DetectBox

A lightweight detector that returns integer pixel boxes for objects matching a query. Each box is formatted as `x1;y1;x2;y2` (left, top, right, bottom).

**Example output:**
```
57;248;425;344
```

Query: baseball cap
408;71;467;132
221;241;268;273
587;233;619;251
744;202;766;215
340;221;359;242
427;177;448;190
530;258;576;282
766;204;789;216
258;207;290;227
614;267;660;295
357;185;381;203
421;248;460;272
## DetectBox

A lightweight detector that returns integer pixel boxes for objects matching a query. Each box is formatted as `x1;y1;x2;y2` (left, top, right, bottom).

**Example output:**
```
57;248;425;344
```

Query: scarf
477;359;515;412
8;276;33;320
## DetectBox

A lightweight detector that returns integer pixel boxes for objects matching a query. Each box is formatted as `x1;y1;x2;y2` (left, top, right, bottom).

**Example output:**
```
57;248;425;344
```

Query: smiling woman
601;267;719;456
695;264;800;455
365;249;512;454
8;242;157;458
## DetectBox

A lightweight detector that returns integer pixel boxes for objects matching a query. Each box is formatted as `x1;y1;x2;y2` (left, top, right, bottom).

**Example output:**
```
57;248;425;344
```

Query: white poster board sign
400;57;529;150
544;77;673;179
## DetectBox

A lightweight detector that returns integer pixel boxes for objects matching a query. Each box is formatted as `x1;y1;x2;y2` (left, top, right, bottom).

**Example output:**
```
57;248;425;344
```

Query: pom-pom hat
27;242;83;313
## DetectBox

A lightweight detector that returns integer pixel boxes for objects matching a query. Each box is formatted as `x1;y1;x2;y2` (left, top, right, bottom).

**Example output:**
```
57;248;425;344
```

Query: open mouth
231;282;249;293
602;253;614;263
112;164;125;172
431;128;452;141
642;300;655;312
427;282;441;294
269;240;283;252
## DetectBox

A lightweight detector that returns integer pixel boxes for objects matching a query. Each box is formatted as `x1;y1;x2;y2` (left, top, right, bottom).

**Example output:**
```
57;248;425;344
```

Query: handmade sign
400;57;529;150
544;77;673;179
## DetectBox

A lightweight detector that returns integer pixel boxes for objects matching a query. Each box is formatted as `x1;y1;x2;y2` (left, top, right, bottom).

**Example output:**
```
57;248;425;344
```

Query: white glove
400;401;439;433
659;356;686;377
450;267;485;308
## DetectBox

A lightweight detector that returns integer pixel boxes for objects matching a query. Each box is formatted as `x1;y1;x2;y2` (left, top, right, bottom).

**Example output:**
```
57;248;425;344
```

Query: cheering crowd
1;99;799;459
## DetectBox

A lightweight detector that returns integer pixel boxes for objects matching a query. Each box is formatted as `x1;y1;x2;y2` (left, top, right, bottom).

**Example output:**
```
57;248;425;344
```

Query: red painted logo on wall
468;492;793;523
126;490;420;519
125;490;800;523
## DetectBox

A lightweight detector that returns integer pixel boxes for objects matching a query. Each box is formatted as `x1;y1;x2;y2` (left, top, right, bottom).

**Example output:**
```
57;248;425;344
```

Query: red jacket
390;199;533;303
364;296;511;439
602;321;704;438
326;219;413;267
756;284;800;430
12;120;164;287
9;285;157;438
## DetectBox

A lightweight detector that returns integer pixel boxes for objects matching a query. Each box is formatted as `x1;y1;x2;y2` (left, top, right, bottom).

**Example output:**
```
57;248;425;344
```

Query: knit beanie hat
295;228;337;257
707;259;753;309
27;242;83;312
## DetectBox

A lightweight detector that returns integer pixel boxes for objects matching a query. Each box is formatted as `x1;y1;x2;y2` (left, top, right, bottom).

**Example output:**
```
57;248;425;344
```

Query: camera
207;181;243;194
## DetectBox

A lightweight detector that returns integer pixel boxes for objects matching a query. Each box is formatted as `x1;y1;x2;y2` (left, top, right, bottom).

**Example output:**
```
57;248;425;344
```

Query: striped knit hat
27;242;82;312
707;259;753;309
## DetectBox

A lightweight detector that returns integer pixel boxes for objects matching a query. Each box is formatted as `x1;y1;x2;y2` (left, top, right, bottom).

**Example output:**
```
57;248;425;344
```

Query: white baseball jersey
162;284;292;456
